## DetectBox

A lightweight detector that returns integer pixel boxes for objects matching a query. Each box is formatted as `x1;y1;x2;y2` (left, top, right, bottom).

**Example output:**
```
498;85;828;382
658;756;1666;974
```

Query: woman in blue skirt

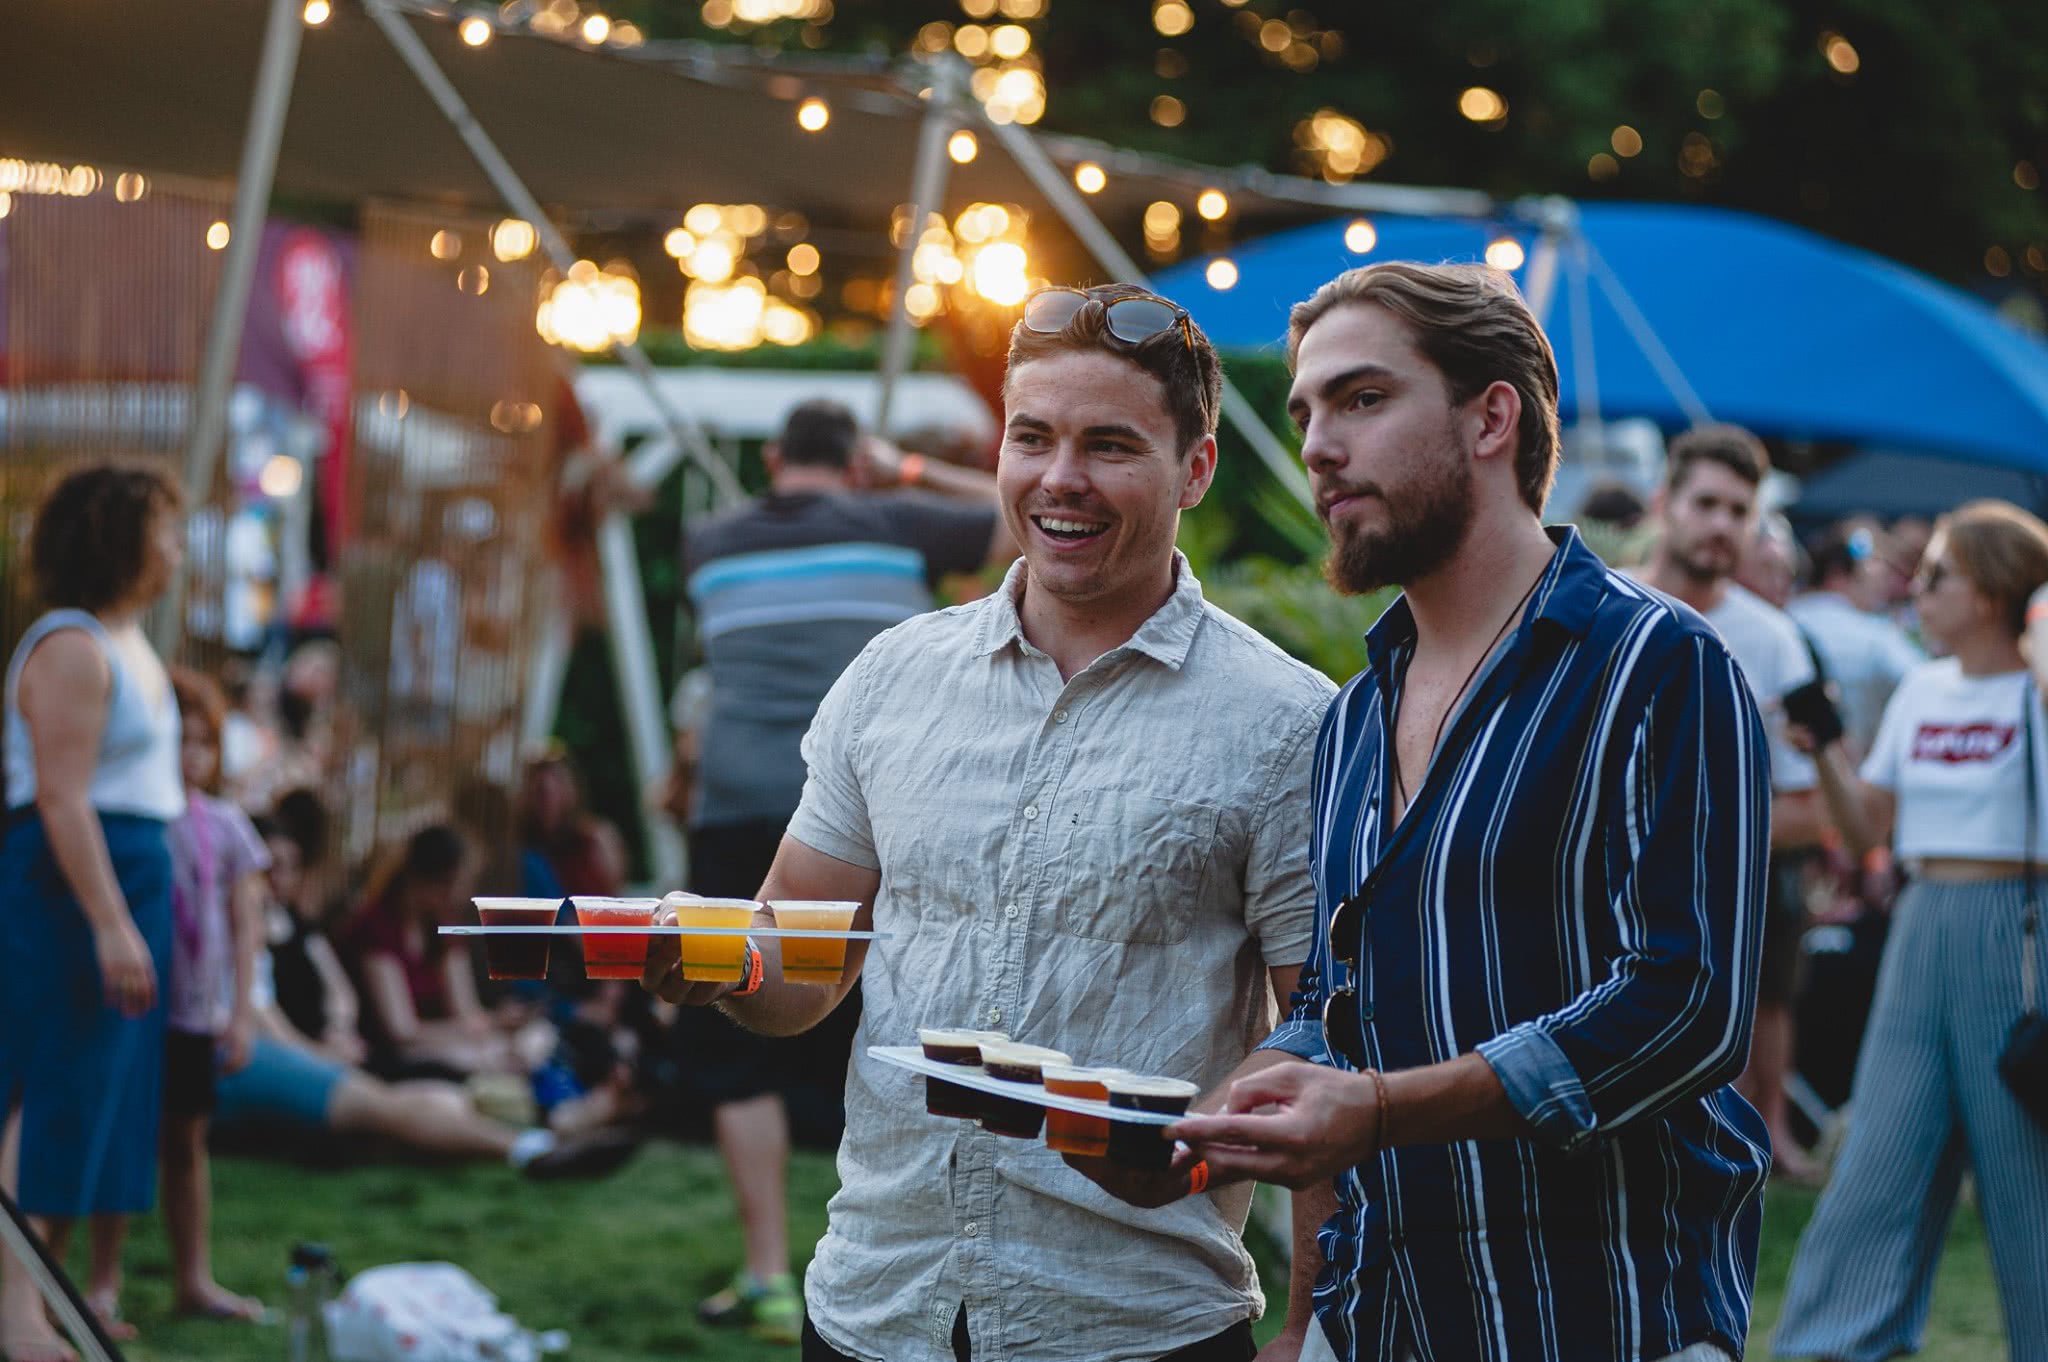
1;462;186;1362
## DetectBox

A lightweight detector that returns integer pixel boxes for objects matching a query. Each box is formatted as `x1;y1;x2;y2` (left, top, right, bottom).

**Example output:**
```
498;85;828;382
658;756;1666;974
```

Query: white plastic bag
326;1262;567;1362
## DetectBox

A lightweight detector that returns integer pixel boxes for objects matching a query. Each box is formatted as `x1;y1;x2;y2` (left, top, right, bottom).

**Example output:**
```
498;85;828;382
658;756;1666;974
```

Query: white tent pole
362;0;741;506
981;114;1312;508
520;587;575;748
875;62;960;440
165;0;304;652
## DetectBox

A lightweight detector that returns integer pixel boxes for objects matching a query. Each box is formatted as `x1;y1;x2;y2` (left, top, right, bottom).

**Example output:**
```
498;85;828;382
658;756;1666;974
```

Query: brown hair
28;461;184;613
1664;423;1770;493
1937;499;2048;639
169;666;227;795
1004;284;1222;456
1287;262;1561;513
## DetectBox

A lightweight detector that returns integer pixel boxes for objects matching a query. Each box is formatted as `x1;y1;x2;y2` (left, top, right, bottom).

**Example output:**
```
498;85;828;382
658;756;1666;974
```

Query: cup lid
977;1041;1072;1069
768;900;861;912
684;897;761;911
571;896;661;909
471;897;561;912
1104;1075;1200;1099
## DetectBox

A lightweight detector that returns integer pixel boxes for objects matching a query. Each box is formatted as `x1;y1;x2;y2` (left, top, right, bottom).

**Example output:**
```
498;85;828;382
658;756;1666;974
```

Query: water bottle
285;1241;338;1362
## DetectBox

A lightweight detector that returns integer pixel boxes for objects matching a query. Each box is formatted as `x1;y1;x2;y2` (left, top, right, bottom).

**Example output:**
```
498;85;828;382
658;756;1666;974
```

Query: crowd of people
3;264;2045;1362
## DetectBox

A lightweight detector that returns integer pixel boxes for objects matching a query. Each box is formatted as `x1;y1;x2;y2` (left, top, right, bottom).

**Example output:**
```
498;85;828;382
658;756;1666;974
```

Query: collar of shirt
970;549;1208;671
1360;526;1605;698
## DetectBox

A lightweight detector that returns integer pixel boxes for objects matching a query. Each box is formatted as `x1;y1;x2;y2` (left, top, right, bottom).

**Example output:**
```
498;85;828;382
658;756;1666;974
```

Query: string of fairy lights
5;6;2040;351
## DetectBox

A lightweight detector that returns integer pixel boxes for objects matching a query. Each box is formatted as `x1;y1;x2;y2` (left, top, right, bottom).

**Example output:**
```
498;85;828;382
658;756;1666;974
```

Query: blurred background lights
797;97;830;131
1459;86;1508;124
302;0;331;25
460;15;493;45
258;454;304;500
786;242;820;276
971;241;1030;306
207;221;231;250
1074;162;1107;194
579;12;609;42
948;129;979;163
1484;237;1526;271
1205;258;1239;290
1153;1;1193;36
1343;218;1377;253
538;261;641;351
1196;189;1229;220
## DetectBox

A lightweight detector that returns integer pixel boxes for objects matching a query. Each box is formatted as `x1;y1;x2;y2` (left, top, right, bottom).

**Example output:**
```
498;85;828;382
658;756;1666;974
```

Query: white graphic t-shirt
1862;658;2048;862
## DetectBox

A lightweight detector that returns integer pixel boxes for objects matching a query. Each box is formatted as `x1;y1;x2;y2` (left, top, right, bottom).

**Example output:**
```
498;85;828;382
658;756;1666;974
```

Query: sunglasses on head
1021;286;1195;352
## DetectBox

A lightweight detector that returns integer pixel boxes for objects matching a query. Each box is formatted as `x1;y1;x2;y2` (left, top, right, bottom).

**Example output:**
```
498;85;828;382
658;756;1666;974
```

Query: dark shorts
667;818;861;1111
1759;850;1818;1007
164;1030;218;1118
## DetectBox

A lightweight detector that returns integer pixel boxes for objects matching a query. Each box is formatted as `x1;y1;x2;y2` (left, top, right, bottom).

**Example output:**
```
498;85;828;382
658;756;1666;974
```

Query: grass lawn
48;1145;2006;1360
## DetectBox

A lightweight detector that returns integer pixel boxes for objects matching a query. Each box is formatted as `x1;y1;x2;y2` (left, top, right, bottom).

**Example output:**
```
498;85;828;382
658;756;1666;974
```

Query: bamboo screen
334;200;555;888
0;180;234;679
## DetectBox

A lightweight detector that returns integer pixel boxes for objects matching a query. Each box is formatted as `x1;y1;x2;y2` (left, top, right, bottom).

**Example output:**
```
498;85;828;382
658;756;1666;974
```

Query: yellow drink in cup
769;900;859;985
677;897;757;981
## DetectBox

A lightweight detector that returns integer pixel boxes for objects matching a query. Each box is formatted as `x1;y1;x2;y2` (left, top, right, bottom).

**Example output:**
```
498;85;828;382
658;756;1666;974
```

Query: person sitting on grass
211;798;636;1180
160;667;267;1324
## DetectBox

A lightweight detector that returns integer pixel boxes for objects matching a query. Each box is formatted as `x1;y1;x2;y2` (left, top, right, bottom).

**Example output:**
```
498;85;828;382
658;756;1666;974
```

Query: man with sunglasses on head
642;283;1337;1362
1139;264;1772;1362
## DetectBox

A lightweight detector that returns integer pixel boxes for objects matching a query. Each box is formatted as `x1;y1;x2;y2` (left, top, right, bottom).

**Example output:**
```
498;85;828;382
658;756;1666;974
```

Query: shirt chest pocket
1051;789;1221;945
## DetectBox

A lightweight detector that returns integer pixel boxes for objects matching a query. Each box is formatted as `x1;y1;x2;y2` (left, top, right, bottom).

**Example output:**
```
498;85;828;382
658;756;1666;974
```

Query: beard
1664;532;1736;585
1322;451;1475;596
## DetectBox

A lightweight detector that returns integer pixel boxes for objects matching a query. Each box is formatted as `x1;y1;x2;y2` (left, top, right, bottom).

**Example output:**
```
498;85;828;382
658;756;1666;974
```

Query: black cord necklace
1391;564;1548;812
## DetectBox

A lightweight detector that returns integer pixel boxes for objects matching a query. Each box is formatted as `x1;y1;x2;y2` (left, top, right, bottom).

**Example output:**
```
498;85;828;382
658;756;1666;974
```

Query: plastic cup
1106;1075;1200;1168
918;1028;1008;1120
975;1041;1072;1139
572;897;660;980
1042;1065;1131;1158
769;900;859;985
676;897;757;982
472;897;560;981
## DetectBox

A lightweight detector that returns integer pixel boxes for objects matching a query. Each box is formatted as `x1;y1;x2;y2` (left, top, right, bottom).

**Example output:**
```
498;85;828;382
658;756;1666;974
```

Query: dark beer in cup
918;1027;1009;1120
975;1041;1071;1139
1106;1075;1199;1169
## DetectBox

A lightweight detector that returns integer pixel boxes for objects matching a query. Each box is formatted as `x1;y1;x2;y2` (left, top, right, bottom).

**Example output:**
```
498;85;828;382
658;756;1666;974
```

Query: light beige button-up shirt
789;554;1336;1362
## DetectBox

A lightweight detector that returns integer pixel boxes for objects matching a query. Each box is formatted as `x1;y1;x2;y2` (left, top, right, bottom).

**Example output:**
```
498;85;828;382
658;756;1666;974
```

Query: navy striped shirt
1259;528;1773;1362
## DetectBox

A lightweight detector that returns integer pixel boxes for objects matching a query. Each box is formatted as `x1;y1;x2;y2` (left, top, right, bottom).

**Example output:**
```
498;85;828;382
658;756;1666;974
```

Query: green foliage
75;1150;2008;1360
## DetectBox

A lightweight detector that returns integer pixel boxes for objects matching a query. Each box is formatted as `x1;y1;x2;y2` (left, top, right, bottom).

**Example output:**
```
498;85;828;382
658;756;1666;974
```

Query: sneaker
520;1128;643;1181
698;1271;802;1342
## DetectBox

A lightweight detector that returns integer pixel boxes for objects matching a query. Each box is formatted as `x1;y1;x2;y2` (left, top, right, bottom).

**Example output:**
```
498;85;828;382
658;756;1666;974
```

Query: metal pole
875;61;960;440
165;0;305;651
1;1188;124;1362
982;113;1313;508
362;0;742;505
595;513;688;888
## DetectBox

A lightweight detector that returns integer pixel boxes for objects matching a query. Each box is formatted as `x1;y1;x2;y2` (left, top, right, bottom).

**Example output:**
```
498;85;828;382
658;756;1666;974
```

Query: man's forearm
1381;1052;1527;1148
1284;1180;1334;1335
716;931;867;1037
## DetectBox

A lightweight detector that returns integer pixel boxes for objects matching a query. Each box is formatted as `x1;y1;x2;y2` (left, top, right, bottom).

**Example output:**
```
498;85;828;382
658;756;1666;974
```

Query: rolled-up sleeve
1242;705;1330;967
1477;634;1770;1153
786;642;882;871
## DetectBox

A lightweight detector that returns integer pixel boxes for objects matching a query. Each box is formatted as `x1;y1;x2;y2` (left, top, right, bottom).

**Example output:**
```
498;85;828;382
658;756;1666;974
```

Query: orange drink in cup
676;896;757;982
572;897;659;980
1042;1065;1131;1157
768;900;859;985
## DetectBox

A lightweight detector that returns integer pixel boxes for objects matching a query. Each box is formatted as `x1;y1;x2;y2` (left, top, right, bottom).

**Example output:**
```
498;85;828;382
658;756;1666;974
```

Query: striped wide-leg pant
1774;878;2048;1362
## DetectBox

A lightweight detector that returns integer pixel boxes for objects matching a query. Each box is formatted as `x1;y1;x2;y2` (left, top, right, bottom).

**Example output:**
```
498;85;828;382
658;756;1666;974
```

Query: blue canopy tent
1154;201;2048;476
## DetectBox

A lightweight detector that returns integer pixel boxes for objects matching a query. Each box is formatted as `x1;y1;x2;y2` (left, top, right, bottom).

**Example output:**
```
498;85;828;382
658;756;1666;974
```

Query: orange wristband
1186;1160;1211;1196
899;452;927;487
731;939;766;998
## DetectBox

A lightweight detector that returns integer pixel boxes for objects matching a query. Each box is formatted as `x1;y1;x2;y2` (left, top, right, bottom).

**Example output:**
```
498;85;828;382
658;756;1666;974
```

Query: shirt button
963;1221;978;1238
1055;710;1068;724
1005;904;1020;920
987;1006;1002;1024
1023;804;1039;820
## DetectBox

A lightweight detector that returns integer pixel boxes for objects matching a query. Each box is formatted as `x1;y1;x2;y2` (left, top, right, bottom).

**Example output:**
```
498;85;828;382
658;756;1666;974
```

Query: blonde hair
1938;499;2048;638
1287;262;1561;512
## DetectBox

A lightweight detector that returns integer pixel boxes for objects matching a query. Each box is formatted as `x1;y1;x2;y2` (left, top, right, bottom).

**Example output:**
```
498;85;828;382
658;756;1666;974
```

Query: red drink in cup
573;897;660;980
472;897;560;980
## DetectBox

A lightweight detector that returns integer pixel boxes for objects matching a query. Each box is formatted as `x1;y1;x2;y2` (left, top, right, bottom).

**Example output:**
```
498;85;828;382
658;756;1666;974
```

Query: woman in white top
1;462;187;1361
1775;500;2048;1362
